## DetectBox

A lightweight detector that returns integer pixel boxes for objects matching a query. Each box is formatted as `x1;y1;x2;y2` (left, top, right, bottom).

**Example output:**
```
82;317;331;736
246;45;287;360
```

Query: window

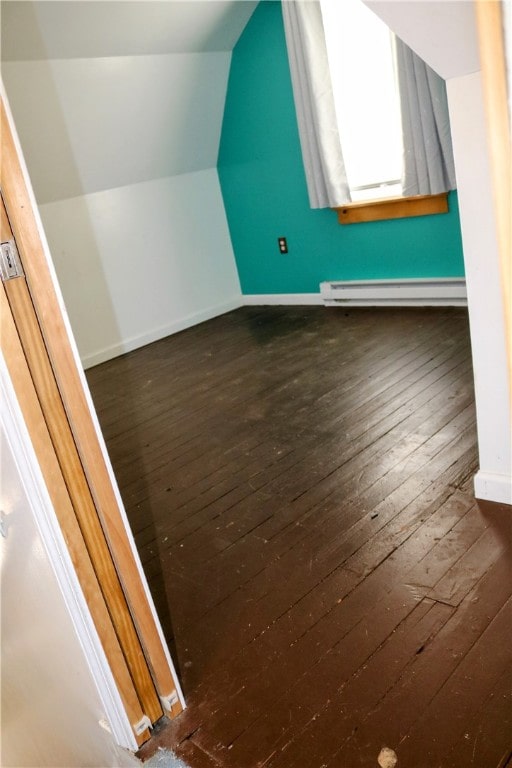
320;0;403;203
282;0;454;222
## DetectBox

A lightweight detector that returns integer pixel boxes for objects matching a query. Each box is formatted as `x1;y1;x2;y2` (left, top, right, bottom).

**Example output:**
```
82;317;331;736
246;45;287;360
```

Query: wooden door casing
0;282;152;746
1;193;163;726
1;95;183;743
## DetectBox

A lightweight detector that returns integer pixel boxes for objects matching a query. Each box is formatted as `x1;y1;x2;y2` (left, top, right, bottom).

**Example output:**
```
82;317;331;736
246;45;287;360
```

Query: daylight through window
320;0;404;202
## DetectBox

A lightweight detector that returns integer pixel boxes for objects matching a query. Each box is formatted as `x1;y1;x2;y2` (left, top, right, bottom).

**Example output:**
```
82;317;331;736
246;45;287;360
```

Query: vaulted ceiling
1;0;481;206
363;0;479;79
1;1;259;204
1;1;258;60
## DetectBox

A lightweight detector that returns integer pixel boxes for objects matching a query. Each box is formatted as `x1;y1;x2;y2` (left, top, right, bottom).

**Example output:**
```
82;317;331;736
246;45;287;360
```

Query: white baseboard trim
474;470;512;505
243;293;323;306
82;296;243;369
320;278;467;306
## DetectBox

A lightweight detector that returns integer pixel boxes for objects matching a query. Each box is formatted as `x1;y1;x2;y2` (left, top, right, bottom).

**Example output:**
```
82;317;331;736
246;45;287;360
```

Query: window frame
334;192;449;225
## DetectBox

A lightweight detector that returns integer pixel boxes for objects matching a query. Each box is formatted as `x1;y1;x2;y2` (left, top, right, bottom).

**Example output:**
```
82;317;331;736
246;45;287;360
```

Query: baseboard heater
320;278;467;307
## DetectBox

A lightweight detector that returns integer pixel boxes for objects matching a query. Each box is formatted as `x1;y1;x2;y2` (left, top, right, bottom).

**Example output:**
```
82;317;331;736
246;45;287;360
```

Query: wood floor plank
143;363;474;594
427;524;510;605
175;740;223;768
394;595;512;767
441;671;512;768
177;439;476;673
87;307;511;768
170;484;483;745
328;549;512;767
190;582;426;764
262;599;454;768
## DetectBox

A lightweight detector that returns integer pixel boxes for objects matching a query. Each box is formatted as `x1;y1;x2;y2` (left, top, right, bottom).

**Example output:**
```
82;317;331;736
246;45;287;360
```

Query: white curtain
395;37;456;197
282;1;350;208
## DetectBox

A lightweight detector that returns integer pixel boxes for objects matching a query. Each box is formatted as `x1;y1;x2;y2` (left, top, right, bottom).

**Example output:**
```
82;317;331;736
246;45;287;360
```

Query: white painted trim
0;355;138;752
242;293;323;306
82;296;243;369
322;298;467;307
320;278;467;306
447;73;511;503
242;281;468;308
474;470;512;505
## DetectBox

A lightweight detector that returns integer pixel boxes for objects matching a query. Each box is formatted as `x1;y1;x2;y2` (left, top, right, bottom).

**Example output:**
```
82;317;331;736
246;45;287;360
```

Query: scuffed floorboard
87;307;512;768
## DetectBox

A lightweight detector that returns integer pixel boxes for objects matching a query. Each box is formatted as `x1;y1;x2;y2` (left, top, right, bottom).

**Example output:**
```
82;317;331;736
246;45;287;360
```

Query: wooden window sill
334;192;449;224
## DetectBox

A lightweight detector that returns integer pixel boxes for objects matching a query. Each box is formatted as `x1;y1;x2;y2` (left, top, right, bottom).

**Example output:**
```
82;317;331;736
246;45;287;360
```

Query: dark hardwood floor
86;306;512;768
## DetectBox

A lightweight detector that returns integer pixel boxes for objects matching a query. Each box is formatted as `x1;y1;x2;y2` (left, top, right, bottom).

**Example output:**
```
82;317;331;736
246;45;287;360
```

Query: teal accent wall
218;1;465;295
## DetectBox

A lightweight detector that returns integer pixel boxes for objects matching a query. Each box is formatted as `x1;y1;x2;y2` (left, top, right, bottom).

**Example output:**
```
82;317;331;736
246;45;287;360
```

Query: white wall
0;363;140;767
1;3;254;367
364;0;479;79
447;71;511;503
1;53;233;203
363;0;511;505
39;171;241;366
0;1;258;61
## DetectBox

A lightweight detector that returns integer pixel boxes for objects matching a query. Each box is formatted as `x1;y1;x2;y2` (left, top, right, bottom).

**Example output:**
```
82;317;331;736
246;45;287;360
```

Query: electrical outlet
278;237;288;254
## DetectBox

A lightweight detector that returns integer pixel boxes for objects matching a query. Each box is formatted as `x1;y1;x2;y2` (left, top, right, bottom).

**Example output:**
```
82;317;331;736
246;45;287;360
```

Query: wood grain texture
3;275;162;724
0;286;150;746
335;192;448;224
0;192;12;242
475;0;512;397
87;305;511;766
0;98;181;712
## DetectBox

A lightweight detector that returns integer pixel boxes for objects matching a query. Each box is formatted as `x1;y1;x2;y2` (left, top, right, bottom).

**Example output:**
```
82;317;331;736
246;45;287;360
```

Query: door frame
1;87;184;744
0;352;140;752
475;0;511;391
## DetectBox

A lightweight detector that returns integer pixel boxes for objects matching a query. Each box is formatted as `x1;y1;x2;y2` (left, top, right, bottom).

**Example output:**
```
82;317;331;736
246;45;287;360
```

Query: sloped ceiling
363;0;479;80
1;1;259;60
1;1;259;203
